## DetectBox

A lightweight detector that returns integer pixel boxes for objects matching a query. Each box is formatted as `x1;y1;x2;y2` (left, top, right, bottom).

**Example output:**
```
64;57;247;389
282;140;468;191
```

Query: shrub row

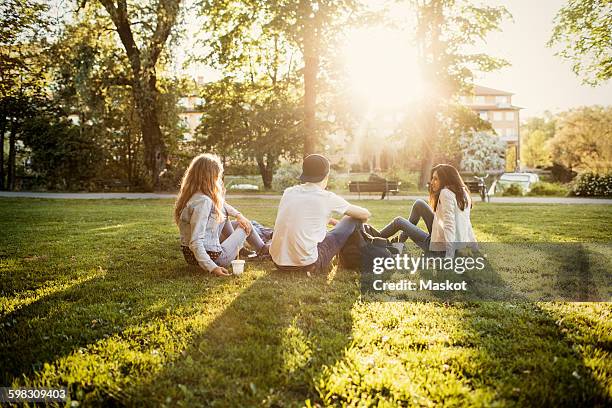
570;172;612;197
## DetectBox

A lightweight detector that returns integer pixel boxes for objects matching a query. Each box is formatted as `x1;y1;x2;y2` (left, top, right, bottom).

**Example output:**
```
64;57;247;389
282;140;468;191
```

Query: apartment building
461;85;522;171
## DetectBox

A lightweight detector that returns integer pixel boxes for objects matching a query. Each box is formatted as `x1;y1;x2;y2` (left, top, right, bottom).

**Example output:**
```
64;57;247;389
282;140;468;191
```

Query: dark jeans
379;199;434;252
275;216;363;273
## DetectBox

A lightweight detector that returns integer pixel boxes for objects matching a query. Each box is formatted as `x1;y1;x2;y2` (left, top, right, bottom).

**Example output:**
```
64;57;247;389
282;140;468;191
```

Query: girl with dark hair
375;164;477;258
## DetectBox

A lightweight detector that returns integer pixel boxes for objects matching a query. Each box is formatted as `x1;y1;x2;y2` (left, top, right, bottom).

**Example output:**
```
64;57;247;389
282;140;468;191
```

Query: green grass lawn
1;198;611;407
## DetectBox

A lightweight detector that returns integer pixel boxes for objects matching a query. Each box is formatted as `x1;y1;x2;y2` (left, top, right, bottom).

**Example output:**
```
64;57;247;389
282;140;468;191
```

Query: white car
495;173;540;193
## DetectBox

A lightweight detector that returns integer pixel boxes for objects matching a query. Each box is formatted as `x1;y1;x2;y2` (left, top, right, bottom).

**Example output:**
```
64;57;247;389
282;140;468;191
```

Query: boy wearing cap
270;154;371;273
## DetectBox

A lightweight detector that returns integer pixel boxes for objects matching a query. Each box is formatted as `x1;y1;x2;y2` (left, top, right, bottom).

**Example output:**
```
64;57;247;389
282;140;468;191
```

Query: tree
50;8;187;190
549;0;612;85
548;106;612;173
21;114;104;190
411;0;510;187
0;0;50;190
197;0;358;156
459;132;505;173
80;0;183;190
196;79;302;189
520;114;556;168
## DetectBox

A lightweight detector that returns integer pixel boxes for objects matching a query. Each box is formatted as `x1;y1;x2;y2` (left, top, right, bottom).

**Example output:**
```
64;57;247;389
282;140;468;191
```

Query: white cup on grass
231;259;245;275
391;242;405;254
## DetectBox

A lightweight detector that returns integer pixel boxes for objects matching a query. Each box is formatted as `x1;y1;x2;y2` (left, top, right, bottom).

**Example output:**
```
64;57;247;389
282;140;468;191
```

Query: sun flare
342;27;425;110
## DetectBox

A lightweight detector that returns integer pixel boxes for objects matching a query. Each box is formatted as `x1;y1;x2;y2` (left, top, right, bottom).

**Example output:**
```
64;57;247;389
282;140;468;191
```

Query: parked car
494;172;540;194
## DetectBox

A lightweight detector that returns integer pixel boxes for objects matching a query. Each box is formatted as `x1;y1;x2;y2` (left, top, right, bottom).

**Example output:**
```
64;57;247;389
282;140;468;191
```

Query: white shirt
271;184;350;266
430;188;478;257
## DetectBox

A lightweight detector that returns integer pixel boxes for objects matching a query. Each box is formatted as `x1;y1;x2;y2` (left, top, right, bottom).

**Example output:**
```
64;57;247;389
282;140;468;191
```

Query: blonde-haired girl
175;153;269;276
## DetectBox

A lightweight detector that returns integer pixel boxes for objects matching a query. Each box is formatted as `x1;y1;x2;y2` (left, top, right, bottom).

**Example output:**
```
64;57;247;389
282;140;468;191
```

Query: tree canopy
549;0;612;85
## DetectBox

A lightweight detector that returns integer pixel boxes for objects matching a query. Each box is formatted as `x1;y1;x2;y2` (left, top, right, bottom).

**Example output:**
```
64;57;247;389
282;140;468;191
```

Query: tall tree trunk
303;19;318;156
418;112;436;188
132;75;165;191
417;0;443;189
0;119;5;190
7;120;16;191
98;0;178;191
256;154;276;190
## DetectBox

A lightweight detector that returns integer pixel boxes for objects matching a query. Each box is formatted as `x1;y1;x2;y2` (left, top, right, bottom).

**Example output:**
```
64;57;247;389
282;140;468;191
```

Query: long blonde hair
174;153;225;225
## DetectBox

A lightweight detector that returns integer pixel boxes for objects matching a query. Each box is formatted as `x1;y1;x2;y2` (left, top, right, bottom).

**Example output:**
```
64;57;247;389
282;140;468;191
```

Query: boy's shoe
245;244;272;262
363;224;382;237
245;252;272;262
239;247;254;258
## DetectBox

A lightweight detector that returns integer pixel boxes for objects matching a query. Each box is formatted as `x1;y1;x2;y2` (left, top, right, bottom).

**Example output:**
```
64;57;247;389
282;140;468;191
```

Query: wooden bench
348;181;401;199
92;179;131;192
465;178;490;202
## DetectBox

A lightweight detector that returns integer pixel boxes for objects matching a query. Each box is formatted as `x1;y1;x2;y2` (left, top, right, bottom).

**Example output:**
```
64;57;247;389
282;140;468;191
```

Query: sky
473;0;612;117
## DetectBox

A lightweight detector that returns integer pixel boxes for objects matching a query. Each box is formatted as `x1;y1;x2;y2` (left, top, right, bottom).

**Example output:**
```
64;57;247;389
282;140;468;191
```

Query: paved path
1;191;611;204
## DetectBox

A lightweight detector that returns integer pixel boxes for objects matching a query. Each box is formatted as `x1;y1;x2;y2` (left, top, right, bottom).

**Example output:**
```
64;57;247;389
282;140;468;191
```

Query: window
496;95;508;104
493;111;503;121
479;111;488;120
505;111;515;120
475;96;485;104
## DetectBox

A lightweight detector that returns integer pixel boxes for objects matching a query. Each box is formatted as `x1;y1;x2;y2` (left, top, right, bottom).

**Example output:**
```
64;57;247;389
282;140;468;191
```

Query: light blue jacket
178;192;240;271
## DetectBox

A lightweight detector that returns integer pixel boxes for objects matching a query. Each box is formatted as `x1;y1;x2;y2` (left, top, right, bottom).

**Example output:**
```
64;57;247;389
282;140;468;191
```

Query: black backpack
339;224;399;270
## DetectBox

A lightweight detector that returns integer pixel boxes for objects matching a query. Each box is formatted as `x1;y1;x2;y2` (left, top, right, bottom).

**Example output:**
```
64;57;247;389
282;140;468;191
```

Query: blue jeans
379;199;434;252
274;216;363;273
216;220;266;267
315;216;363;271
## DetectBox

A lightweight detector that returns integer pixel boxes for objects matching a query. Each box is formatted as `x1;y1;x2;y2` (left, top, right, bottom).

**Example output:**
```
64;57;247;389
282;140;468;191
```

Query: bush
501;183;524;196
272;163;302;192
527;181;569;196
570;173;612;197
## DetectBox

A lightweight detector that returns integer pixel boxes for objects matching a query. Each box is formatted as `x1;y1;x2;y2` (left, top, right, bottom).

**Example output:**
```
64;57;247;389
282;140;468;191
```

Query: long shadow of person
403;243;612;406
125;265;360;406
0;235;238;405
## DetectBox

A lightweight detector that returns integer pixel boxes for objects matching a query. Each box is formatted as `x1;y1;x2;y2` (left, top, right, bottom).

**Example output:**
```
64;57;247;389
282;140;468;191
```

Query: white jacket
430;188;477;257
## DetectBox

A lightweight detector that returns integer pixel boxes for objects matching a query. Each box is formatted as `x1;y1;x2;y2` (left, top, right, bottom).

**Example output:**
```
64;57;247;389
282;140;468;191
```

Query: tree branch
145;0;181;68
98;0;141;73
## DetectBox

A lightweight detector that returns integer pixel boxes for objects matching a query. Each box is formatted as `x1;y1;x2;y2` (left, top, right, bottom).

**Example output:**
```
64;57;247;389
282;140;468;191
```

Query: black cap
299;154;330;183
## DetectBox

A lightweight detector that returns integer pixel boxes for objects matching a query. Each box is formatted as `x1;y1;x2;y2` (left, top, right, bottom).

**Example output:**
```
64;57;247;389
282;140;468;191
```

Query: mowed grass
0;198;611;407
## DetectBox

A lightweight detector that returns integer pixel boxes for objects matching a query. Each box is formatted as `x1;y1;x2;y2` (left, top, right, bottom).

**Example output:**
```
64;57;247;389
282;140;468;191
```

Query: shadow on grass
125;267;359;407
0;251;237;395
430;244;611;406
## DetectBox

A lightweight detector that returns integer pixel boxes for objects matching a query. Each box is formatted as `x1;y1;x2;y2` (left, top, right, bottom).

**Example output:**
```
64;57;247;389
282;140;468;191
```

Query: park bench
348;180;401;199
92;178;131;192
465;175;490;202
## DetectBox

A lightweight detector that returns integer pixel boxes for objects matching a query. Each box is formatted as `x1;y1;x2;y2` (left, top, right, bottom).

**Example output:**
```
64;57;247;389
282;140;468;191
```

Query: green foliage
272;162;302;192
521;113;556;169
570;172;612;197
527;181;570;197
196;79;303;189
548;106;612;173
501;183;524;196
549;0;612;85
0;0;50;98
21;117;104;190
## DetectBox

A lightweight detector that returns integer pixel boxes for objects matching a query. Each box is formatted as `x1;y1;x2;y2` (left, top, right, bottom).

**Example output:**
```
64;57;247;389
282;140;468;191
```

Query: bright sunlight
342;27;425;110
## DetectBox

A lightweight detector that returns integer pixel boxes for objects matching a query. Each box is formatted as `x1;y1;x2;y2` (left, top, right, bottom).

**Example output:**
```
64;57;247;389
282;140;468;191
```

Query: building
461;85;522;171
178;95;204;141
